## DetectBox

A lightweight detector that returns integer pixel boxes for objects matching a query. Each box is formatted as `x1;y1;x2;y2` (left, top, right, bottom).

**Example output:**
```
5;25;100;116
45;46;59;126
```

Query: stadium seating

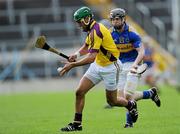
0;0;86;80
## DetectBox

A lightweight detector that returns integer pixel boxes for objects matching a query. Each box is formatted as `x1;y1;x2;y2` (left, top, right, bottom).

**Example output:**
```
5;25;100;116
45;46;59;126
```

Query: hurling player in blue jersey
109;8;161;128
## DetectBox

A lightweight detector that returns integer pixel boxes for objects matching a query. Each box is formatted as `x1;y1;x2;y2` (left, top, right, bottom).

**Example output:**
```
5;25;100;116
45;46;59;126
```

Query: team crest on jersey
125;38;130;43
119;37;124;43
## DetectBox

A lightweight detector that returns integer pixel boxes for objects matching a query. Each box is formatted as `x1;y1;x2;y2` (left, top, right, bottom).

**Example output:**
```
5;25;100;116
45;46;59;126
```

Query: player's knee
124;90;134;100
75;89;85;98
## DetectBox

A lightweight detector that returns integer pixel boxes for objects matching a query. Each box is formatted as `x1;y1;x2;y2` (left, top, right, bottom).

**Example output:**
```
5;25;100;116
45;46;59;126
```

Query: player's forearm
135;54;144;66
134;45;145;66
72;53;96;67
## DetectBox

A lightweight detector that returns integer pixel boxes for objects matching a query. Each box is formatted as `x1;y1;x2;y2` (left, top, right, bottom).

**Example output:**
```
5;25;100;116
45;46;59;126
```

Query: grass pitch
0;85;180;134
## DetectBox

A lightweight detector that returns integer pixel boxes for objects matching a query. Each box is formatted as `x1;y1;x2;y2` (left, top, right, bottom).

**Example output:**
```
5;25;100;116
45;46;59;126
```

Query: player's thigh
76;76;95;96
84;62;101;85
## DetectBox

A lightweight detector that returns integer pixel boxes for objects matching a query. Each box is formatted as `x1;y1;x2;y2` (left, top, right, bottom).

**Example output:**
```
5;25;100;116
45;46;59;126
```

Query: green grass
0;85;180;134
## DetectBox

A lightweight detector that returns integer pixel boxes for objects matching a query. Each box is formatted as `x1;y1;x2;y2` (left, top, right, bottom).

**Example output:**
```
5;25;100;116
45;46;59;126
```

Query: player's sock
126;112;133;125
125;101;133;109
125;101;138;123
74;113;82;124
142;90;152;99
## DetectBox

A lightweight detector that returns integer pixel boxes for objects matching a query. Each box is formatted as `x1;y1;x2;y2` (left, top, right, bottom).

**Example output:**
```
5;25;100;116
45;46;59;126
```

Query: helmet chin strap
81;17;91;32
114;24;123;30
82;17;91;25
114;20;125;30
113;17;125;30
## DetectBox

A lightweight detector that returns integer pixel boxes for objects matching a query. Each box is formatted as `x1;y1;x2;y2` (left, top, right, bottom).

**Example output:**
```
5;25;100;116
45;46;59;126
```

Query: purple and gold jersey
85;20;119;66
111;23;141;63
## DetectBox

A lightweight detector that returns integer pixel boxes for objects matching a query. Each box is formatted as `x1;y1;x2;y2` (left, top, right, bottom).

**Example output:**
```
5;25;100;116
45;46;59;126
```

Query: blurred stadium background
0;0;179;92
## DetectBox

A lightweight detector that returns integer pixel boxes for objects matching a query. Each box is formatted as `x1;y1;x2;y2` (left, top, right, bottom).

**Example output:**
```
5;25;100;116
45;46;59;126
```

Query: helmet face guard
109;8;126;20
75;17;91;32
110;8;126;30
74;6;93;32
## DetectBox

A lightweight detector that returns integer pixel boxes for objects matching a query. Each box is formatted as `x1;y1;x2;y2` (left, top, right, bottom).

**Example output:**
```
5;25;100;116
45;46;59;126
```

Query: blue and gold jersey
111;23;141;63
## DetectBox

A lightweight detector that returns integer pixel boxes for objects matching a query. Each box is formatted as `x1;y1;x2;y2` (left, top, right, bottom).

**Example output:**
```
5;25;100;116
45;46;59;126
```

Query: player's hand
59;62;74;76
130;64;138;74
68;54;77;62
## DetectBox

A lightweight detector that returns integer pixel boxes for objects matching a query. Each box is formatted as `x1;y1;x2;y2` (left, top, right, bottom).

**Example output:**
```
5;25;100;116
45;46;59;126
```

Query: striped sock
143;90;152;99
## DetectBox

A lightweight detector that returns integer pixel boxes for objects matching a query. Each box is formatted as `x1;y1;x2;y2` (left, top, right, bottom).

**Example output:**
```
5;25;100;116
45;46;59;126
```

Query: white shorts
84;61;122;91
118;62;139;91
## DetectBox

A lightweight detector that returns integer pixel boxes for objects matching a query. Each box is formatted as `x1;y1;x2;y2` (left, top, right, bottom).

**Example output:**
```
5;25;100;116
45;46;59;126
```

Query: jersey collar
90;20;96;29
